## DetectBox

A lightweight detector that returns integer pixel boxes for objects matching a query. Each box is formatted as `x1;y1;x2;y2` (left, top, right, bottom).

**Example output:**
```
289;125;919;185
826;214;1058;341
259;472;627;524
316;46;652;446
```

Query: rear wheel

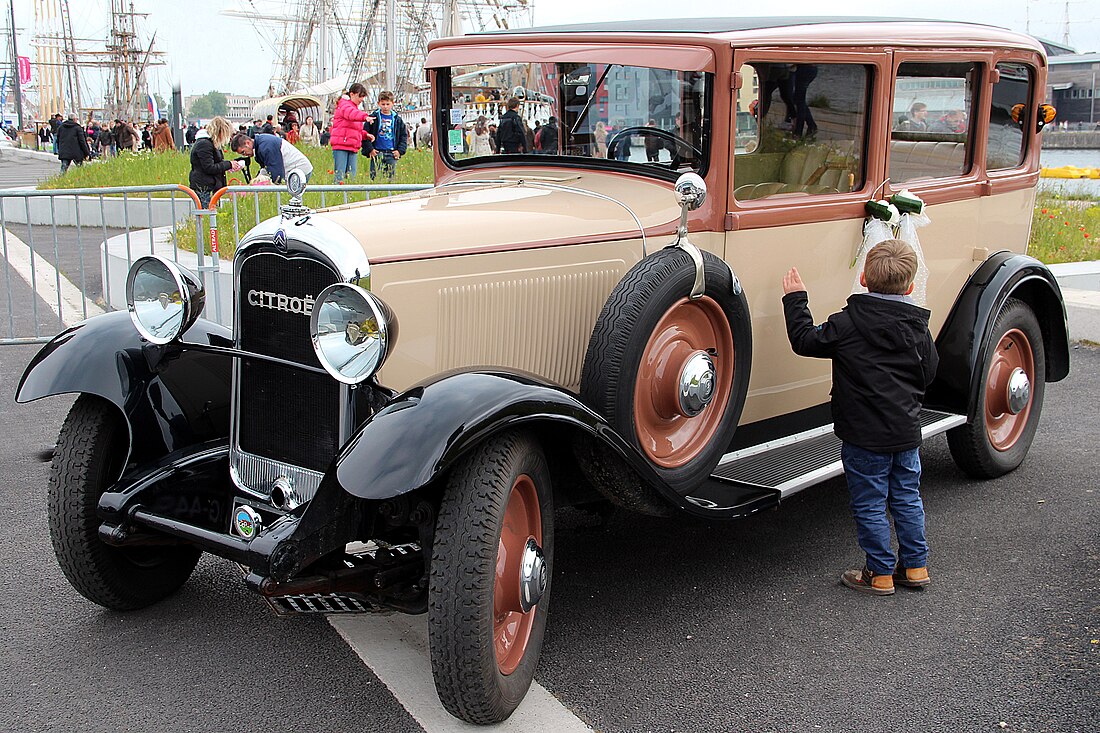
428;431;553;724
947;298;1046;478
48;395;201;610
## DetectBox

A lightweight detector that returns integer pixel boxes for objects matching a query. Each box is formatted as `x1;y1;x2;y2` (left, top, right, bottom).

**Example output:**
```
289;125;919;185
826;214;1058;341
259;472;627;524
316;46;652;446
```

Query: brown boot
893;566;931;588
841;567;895;595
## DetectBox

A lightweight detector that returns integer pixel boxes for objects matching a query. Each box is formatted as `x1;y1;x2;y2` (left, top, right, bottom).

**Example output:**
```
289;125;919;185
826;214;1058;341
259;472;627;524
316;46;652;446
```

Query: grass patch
174;147;434;258
38;145;434;193
1028;190;1100;265
38;145;435;258
38;149;1100;265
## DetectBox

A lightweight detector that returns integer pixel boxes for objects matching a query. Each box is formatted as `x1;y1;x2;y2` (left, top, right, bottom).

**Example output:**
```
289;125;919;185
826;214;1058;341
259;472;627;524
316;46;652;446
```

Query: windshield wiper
570;64;618;136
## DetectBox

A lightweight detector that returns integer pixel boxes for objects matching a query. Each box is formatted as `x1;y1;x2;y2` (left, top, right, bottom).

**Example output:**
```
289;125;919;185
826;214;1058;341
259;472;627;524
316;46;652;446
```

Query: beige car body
315;19;1045;429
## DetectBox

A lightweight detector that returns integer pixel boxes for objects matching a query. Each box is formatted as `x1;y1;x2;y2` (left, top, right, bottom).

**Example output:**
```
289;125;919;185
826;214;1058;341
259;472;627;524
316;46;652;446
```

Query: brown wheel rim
493;474;542;675
633;296;735;468
984;328;1035;451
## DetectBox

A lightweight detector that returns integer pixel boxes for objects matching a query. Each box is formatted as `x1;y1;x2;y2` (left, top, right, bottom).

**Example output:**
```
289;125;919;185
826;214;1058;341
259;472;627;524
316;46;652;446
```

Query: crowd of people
33;86;425;187
35;114;180;173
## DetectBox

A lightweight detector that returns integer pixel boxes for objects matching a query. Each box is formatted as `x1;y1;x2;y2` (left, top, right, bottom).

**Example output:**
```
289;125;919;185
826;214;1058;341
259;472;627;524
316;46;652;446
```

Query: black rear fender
16;312;234;467
926;252;1069;417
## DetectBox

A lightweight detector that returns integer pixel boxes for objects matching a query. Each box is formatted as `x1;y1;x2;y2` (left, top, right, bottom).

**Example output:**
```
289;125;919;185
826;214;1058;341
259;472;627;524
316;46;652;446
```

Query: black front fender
16;312;234;466
926;252;1070;416
331;370;680;508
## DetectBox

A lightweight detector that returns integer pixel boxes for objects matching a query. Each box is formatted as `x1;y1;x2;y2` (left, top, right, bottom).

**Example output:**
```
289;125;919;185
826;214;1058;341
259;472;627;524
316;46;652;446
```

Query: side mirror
674;172;707;211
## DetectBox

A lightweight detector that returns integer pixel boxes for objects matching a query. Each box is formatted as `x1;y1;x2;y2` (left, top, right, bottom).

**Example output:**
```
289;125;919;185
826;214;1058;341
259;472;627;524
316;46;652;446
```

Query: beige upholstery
733;144;855;201
888;140;966;183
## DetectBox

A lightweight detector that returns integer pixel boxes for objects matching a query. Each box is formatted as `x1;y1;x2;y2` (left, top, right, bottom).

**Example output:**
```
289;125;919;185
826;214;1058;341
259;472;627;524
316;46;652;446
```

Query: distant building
183;93;265;123
1046;53;1099;125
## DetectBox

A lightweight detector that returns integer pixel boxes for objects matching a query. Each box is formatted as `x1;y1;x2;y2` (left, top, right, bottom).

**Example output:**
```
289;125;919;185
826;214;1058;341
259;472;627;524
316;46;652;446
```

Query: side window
733;62;869;201
889;62;976;183
987;62;1033;171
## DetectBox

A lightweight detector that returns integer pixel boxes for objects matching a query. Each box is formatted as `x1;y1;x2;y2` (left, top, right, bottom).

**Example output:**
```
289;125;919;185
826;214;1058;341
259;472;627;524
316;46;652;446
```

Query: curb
3;146;60;163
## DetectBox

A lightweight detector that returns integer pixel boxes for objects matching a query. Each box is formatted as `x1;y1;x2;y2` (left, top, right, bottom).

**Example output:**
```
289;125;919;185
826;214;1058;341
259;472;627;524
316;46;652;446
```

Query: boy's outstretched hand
782;267;806;295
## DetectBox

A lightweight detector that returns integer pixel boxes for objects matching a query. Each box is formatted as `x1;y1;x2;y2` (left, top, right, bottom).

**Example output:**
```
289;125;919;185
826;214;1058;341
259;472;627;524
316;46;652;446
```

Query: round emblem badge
234;505;262;539
273;228;288;253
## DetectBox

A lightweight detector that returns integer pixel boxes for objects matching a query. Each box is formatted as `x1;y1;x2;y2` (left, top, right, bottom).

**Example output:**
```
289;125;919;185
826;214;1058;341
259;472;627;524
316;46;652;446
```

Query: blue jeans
370;150;397;180
333;149;357;183
841;443;928;575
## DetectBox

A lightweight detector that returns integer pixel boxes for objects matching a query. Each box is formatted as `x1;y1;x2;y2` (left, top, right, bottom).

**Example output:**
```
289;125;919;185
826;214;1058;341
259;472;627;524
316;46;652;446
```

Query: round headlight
126;255;205;344
310;283;397;385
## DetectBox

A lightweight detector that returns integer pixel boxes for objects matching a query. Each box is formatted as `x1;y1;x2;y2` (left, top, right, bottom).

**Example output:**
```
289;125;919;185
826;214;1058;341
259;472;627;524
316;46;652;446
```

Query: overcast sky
12;0;1100;102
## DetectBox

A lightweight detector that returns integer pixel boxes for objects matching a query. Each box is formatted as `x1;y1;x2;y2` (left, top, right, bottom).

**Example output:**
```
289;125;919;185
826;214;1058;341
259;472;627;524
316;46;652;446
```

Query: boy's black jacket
782;291;939;452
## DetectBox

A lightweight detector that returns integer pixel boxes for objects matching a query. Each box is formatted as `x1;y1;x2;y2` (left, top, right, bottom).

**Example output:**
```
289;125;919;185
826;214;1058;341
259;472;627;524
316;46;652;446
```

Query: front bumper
97;440;363;582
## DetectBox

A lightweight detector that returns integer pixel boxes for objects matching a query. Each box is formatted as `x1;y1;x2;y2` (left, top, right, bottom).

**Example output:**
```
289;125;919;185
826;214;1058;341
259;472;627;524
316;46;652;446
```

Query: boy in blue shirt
782;240;939;595
362;90;408;181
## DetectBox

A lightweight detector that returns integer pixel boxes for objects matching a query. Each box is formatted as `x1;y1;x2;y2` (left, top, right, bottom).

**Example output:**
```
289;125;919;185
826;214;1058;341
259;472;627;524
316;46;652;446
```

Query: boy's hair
378;90;394;103
864;239;918;295
506;97;520;110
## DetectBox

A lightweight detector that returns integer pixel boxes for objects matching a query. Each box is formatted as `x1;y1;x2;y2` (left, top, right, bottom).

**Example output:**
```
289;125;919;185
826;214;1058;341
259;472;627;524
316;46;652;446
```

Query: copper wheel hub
633;296;735;468
984;328;1035;451
493;474;543;675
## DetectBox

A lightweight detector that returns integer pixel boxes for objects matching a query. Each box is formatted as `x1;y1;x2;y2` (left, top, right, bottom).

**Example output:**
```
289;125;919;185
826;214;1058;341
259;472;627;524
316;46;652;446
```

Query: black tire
48;395;202;611
581;247;751;491
947;298;1046;478
428;431;554;725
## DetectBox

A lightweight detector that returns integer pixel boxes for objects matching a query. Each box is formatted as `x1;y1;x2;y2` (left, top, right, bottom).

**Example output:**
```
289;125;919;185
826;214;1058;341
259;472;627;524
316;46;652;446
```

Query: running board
707;409;966;500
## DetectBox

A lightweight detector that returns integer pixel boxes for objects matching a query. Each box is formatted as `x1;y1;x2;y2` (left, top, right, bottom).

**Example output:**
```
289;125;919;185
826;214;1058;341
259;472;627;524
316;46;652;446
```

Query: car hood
314;171;682;263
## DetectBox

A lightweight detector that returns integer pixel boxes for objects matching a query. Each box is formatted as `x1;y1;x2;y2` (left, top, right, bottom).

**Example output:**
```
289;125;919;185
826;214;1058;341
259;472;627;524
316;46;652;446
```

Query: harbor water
1040;148;1100;199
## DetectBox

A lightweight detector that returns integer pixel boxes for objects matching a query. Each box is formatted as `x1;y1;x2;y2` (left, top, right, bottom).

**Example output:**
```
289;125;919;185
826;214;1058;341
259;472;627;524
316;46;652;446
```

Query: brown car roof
474;17;949;35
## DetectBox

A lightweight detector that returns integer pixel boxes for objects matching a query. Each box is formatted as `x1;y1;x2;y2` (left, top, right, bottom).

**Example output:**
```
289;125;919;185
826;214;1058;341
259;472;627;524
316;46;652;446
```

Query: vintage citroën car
18;17;1068;725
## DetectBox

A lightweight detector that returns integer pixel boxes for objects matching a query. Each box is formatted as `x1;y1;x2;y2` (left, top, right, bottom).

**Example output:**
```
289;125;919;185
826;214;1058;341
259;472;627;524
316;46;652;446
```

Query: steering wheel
606;126;702;165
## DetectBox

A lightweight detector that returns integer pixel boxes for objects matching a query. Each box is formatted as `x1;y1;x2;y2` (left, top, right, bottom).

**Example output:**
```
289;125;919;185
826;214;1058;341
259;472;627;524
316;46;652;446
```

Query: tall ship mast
32;0;164;121
224;0;533;102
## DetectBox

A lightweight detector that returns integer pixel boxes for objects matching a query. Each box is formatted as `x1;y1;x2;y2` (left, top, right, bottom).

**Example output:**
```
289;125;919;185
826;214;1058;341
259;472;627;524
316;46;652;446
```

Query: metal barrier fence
0;182;430;346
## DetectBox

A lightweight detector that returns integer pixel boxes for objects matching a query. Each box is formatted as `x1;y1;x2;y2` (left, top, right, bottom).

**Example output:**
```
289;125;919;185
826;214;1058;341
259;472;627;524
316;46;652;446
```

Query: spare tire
581;247;751;492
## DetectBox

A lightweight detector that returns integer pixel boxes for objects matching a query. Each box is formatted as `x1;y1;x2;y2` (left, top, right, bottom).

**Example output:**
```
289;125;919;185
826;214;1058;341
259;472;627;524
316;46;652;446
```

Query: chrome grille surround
229;216;370;503
230;451;325;504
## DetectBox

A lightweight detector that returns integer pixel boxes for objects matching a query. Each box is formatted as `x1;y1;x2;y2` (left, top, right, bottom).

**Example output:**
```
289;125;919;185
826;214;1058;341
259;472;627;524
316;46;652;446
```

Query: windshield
439;62;711;176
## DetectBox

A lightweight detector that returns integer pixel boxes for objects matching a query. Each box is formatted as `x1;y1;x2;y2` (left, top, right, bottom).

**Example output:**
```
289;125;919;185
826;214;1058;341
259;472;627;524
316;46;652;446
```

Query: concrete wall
1042;131;1100;149
0;193;194;228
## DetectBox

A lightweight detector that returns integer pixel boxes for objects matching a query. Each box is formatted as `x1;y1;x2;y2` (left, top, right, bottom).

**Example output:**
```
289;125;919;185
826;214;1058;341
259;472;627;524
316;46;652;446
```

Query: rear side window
889;62;977;183
987;62;1033;171
733;62;869;201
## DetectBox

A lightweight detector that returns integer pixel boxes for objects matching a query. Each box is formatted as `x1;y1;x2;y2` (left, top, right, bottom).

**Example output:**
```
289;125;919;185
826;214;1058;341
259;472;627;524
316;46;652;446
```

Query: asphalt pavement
0;145;1097;731
1;339;1097;732
0;148;59;187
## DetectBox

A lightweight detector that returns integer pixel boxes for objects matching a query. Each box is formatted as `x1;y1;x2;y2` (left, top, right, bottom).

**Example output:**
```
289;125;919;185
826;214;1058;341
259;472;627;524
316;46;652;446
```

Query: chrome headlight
126;255;205;344
310;283;397;384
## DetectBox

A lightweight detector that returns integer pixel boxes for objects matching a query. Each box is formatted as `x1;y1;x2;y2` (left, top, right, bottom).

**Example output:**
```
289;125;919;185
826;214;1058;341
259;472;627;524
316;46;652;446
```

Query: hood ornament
281;168;311;220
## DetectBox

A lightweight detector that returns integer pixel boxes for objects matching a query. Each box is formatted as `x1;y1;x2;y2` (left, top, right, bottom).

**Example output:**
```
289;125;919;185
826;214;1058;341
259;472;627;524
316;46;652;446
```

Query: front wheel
48;395;201;610
428;431;554;725
947;298;1046;478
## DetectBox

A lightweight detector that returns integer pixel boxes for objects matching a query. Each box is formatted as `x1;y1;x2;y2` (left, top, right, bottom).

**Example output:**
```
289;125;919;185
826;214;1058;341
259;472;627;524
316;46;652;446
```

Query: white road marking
330;614;593;733
1;227;104;326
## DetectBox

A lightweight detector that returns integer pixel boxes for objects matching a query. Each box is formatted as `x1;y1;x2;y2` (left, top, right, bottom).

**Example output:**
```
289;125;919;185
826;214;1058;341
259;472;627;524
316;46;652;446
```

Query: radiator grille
438;269;621;390
235;251;340;476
